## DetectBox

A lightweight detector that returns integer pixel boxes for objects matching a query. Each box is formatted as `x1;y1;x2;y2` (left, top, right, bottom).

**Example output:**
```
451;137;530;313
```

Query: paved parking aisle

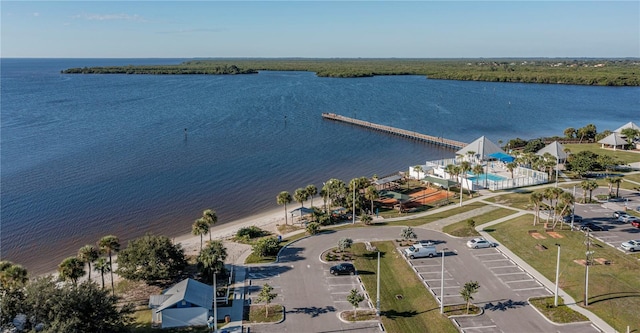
453;314;500;333
325;272;370;311
246;265;285;305
406;252;465;305
472;248;551;299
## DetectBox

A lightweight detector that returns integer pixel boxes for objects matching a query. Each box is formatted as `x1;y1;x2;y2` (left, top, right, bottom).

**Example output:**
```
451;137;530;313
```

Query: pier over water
322;113;467;149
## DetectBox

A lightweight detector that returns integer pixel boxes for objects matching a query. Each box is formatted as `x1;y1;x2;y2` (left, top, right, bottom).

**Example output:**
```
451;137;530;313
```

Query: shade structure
487;152;514;163
536;141;568;163
456;136;505;160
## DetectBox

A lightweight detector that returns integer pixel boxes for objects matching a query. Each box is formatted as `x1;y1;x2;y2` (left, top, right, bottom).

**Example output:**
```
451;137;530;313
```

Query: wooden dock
322;113;467;149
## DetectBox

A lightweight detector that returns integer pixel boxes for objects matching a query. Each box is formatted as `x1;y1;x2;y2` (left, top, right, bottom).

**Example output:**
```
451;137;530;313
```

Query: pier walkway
322;112;466;149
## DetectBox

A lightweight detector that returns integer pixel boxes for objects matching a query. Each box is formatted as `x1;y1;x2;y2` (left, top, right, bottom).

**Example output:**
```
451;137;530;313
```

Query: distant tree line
62;58;640;86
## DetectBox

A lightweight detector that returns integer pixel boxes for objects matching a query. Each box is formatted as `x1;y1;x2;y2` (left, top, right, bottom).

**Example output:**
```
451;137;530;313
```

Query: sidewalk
477;216;617;333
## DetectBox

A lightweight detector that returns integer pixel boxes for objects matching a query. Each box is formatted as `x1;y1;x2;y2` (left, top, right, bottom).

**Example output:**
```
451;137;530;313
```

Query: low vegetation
529;297;588;324
62;58;640;86
442;209;517;237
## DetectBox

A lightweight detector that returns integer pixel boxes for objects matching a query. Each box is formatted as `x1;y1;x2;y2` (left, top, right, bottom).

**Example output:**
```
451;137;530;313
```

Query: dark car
580;222;605;232
562;214;583;223
330;263;356;276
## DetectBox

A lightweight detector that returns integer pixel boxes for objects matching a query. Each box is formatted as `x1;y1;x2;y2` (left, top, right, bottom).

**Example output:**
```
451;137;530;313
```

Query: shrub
252;237;281;257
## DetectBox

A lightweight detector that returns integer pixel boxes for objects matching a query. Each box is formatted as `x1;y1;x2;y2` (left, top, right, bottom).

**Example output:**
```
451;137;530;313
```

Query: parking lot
573;202;640;254
324;265;373;312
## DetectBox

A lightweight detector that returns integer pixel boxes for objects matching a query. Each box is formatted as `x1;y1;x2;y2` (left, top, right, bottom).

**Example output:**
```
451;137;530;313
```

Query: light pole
352;184;356;224
376;251;381;316
440;247;448;314
554;244;561;306
213;270;217;333
584;229;592;306
571;186;576;230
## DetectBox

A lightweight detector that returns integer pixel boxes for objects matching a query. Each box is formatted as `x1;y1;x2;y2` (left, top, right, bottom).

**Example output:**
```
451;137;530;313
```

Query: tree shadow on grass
382;307;436;319
361;251;387;260
587;292;640;305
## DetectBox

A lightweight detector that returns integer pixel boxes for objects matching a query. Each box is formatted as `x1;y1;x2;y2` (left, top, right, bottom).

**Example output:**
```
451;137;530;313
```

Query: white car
618;214;634;223
466;237;495;249
621;240;640;252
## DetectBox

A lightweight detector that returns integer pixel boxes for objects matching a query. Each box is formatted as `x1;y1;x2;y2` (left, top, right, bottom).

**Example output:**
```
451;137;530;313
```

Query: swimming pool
468;173;507;182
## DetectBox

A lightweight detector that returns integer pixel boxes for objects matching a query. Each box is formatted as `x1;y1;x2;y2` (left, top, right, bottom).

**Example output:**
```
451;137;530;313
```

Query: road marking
494;272;527;276
459;324;497;330
413;264;441;268
512;286;546;291
504;279;535;284
480;258;511;262
473;253;502;257
489;265;520;269
424;278;455;282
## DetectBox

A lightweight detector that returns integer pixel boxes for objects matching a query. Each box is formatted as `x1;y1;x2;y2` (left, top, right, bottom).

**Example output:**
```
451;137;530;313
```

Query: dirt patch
530;232;546;240
546;231;564;239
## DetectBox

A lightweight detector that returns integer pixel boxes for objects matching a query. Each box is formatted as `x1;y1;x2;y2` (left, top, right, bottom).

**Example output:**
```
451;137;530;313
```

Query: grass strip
488;214;640;331
442;208;517;237
352;242;457;333
529;297;588;324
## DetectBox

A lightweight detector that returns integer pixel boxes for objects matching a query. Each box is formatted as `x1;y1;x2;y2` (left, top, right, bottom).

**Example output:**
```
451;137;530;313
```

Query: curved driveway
247;226;599;333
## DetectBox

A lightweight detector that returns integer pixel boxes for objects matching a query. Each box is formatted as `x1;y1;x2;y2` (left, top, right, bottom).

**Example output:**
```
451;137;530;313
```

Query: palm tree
460;281;480;314
579;180;590;204
94;257;110;289
472;164;484;194
192;218;209;251
58;257;85;285
505;162;517;179
77;244;99;282
529;191;544;226
612;177;623;198
605;177;615;197
586;180;598;202
444;164;456;180
466;150;476;163
305;184;318;208
459;161;471;204
360;214;372;225
0;261;28;290
364;185;379;215
201;209;217;241
347;289;365;320
294;187;308;208
198;240;227;283
413;165;423;180
98;235;120;295
552;192;574;229
277;191;292;225
543;187;563;223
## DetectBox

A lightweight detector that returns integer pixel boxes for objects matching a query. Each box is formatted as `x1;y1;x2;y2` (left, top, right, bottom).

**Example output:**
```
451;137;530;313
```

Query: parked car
404;243;438;259
621;240;640;252
612;211;626;219
631;220;640;228
618;214;635;223
562;214;583;223
580;222;605;232
466;237;495;249
329;263;356;276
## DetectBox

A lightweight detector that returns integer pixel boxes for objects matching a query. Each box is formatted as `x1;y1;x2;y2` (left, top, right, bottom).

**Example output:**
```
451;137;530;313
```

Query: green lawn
486;215;640;331
484;191;536;210
352;242;457;333
374;201;488;227
563;143;640;165
442;208;518;237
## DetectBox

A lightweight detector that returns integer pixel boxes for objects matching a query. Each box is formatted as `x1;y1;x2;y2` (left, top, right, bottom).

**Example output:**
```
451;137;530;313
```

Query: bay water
1;58;638;274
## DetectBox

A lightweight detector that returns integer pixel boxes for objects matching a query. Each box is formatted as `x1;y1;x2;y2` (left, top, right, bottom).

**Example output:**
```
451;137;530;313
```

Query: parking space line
489;265;519;269
328;283;360;286
494;272;527;276
424;278;455;282
480;259;511;262
512;286;546;291
473;252;502;257
413;264;441;268
459;324;498;329
504;279;535;284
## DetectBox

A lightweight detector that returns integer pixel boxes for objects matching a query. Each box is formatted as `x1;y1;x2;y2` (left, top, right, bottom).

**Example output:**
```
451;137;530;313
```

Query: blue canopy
488;152;514;163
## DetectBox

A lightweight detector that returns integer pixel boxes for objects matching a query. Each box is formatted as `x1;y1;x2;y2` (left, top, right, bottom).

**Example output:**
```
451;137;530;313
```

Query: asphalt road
245;226;600;333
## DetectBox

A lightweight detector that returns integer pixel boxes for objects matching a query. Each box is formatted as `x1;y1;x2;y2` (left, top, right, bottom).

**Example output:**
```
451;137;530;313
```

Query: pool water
468;173;507;182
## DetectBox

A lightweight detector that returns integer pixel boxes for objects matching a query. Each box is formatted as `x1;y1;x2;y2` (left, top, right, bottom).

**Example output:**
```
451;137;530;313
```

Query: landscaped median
485;214;640;332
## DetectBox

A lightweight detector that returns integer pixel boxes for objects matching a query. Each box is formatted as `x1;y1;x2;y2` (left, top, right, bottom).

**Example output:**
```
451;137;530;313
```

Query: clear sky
2;1;639;58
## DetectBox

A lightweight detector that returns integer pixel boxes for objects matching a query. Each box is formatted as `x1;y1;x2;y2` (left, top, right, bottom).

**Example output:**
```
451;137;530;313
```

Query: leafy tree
338;238;353;252
192;218;210;251
577;124;597;142
347;289;365;320
253;237;280;257
22;276;133;332
198;240;227;284
256;283;278;317
294;187;309;208
116;233;186;283
305;184;318;208
201;209;218;241
98;235;120;294
523;138;545;153
94;257;110;289
594;129;612;142
0;260;28;291
460;281;480;314
566;151;598;177
276;191;292;225
77;244;99;282
58;257;85;285
306;222;320;235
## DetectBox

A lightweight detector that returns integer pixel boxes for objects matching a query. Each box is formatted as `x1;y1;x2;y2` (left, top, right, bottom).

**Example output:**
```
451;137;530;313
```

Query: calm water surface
1;58;638;273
